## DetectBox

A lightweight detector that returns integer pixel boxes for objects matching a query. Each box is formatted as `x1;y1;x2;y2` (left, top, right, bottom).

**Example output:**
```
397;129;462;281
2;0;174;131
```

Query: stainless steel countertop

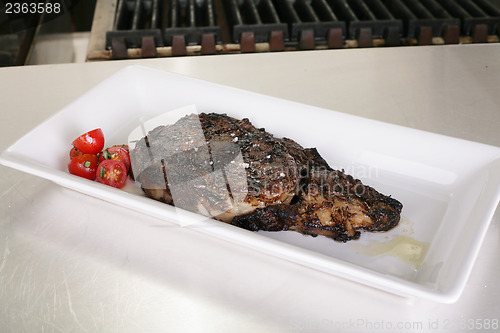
1;44;499;332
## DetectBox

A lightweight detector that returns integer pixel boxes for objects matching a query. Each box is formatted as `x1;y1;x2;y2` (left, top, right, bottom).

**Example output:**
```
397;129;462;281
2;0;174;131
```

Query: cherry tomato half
113;144;129;153
99;146;131;171
72;128;105;155
68;154;98;180
69;147;83;159
95;160;128;188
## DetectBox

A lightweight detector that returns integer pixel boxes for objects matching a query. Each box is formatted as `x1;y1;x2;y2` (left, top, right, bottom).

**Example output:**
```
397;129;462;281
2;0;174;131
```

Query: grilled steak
131;113;299;222
233;139;402;241
131;113;402;242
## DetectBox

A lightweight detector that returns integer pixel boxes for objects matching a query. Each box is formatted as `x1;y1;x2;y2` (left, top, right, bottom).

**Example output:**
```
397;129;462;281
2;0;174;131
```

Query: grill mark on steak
131;113;403;242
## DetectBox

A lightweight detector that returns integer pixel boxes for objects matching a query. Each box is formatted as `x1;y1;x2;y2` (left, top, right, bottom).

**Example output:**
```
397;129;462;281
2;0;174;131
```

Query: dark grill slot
346;0;402;42
295;0;321;23
151;0;162;28
381;0;417;38
382;0;460;41
419;0;453;19
187;0;200;27
311;0;339;22
260;0;283;25
404;0;433;19
325;0;401;45
349;0;377;21
273;0;345;47
106;0;163;51
475;0;500;16
436;0;470;18
225;0;288;43
436;0;500;36
327;0;357;22
113;0;133;30
131;0;143;29
226;0;244;26
367;0;399;21
169;0;181;28
273;0;300;26
111;0;162;32
241;0;262;24
165;0;221;46
459;0;490;17
458;0;500;34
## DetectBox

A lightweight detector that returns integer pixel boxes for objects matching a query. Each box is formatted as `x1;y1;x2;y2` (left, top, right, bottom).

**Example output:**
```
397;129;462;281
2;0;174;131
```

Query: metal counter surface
1;44;499;332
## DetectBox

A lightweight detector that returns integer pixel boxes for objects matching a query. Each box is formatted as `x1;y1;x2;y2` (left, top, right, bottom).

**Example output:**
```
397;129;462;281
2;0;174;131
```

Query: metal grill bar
131;0;143;30
242;0;262;24
106;0;163;54
272;0;345;48
164;0;221;47
343;0;402;43
226;0;288;44
436;0;500;36
311;0;338;22
475;0;500;15
259;0;282;25
99;0;500;60
381;0;460;45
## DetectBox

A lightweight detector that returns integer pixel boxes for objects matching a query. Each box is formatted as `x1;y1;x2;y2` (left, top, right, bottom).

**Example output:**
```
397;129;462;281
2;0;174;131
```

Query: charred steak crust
131;113;403;242
131;113;299;221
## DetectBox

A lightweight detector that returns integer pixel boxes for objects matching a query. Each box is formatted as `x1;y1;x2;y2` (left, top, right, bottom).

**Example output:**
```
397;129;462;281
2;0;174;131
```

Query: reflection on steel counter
87;0;500;60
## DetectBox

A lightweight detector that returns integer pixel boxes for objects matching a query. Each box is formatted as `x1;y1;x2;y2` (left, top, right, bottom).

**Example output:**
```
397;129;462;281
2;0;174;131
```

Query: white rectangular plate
2;65;500;303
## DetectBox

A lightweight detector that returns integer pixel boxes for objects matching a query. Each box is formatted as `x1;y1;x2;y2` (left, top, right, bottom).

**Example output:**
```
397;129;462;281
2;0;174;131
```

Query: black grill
226;0;288;44
164;0;221;45
439;0;500;35
102;0;500;59
107;0;163;47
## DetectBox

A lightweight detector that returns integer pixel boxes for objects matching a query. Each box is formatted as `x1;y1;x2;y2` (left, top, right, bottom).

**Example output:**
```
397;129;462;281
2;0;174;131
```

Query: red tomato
72;128;105;155
99;146;131;171
113;144;129;153
69;147;83;159
68;154;98;180
95;160;128;188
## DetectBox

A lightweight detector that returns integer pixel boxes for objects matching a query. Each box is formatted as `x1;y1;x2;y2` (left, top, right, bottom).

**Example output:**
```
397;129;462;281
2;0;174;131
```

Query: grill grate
438;0;500;38
270;0;345;49
328;0;402;46
99;0;500;59
105;0;163;58
225;0;288;48
164;0;221;48
382;0;461;44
